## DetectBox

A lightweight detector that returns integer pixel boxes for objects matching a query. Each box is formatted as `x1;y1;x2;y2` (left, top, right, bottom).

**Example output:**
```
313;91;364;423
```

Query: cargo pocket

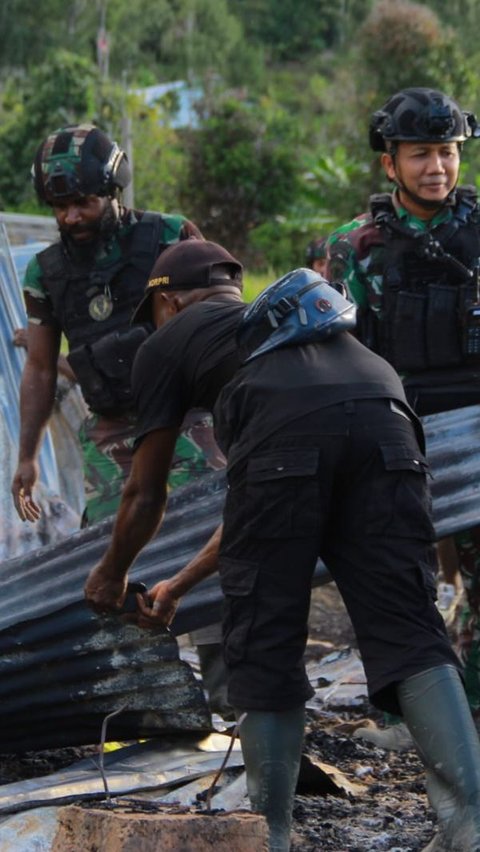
220;558;260;666
366;443;435;540
245;448;320;538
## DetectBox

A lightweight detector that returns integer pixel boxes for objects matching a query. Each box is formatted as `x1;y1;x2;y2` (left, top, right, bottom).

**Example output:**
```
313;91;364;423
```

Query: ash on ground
291;712;433;851
0;585;439;851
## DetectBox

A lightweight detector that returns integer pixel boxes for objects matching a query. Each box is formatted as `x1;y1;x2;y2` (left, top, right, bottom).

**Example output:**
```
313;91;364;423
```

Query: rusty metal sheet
0;475;225;753
0;404;478;752
0;605;210;752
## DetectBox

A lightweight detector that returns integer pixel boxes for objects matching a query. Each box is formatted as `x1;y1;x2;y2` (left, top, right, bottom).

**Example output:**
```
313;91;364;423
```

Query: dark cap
133;238;243;324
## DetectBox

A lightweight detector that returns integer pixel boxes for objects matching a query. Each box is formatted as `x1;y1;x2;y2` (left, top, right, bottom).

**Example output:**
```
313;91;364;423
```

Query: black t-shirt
132;298;409;468
132;299;246;443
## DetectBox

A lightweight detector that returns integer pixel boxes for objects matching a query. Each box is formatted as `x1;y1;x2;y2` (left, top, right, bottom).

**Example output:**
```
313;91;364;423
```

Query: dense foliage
1;0;480;269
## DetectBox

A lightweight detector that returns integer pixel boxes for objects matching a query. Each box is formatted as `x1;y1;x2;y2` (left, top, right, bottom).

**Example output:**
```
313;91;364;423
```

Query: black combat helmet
369;88;479;152
32;124;131;204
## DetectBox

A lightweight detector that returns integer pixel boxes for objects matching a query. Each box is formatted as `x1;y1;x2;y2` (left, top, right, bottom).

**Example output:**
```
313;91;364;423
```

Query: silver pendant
88;293;113;321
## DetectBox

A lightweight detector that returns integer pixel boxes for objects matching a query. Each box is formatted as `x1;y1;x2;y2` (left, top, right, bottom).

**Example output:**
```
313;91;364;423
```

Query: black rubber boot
236;705;305;852
397;664;480;851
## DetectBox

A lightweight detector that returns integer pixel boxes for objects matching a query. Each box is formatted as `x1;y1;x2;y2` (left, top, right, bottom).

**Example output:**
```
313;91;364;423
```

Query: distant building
134;80;203;128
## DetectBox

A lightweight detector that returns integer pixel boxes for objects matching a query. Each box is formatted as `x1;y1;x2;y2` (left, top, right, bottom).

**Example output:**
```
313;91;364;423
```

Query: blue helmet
237;267;357;363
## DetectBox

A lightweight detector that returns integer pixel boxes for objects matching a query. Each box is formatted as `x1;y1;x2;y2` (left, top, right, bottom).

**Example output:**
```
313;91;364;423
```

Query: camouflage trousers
79;408;226;526
454;526;480;712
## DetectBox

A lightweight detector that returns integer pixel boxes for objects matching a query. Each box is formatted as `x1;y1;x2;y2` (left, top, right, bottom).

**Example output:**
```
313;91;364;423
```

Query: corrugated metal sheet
0;212;58;246
0;223;81;558
0;472;227;635
0;223;58;492
0;393;479;753
0;735;245;817
0;474;225;752
423;404;480;538
0;215;479;753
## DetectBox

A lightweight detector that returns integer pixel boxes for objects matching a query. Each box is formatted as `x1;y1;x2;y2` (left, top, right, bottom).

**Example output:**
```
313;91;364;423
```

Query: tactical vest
367;188;480;374
37;211;185;414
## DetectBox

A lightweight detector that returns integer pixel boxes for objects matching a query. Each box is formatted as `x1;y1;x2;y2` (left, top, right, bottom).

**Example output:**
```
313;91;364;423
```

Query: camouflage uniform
326;191;453;314
326;189;480;712
24;207;222;525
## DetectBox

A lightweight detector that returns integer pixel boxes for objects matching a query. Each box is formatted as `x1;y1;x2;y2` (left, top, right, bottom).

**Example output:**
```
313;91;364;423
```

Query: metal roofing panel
0;475;224;752
0;392;478;753
0;223;81;559
424;404;480;538
0;212;58;246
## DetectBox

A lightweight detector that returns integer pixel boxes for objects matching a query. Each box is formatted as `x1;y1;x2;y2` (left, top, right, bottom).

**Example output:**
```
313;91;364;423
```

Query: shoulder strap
37;242;67;279
36;242;72;307
131;211;165;260
370;193;396;224
128;211;185;271
452;185;478;226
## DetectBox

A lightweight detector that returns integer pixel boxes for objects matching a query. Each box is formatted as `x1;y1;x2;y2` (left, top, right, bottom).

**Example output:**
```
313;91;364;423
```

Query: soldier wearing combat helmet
12;123;207;527
326;88;480;397
326;89;480;848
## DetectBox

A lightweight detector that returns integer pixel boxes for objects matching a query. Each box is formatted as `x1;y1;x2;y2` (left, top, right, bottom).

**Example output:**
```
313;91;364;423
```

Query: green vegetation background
0;0;479;276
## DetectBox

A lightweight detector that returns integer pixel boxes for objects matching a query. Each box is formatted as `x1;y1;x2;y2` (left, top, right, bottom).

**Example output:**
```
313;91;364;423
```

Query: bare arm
14;327;77;385
57;354;77;384
84;427;179;613
12;323;60;520
137;523;223;628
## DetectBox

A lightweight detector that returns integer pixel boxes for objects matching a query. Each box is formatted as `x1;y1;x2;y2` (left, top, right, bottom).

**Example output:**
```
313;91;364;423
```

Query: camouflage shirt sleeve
326;213;386;316
157;213;204;246
23;254;60;328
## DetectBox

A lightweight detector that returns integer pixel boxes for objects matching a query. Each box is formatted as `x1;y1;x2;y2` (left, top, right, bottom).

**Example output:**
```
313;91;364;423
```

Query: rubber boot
397;664;480;851
236;705;305;852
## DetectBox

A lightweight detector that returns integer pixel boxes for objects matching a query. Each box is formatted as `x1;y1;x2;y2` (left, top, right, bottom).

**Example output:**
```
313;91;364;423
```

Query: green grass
243;270;276;303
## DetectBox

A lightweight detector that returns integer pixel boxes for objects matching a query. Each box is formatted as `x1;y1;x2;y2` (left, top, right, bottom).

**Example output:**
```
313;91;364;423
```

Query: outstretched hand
12;461;41;522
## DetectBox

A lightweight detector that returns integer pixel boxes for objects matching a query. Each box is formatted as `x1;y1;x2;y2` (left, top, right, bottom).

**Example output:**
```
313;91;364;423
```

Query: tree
228;0;372;59
417;0;480;54
358;0;476;104
87;0;249;89
124;93;187;213
179;97;301;258
0;50;98;208
0;1;99;71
